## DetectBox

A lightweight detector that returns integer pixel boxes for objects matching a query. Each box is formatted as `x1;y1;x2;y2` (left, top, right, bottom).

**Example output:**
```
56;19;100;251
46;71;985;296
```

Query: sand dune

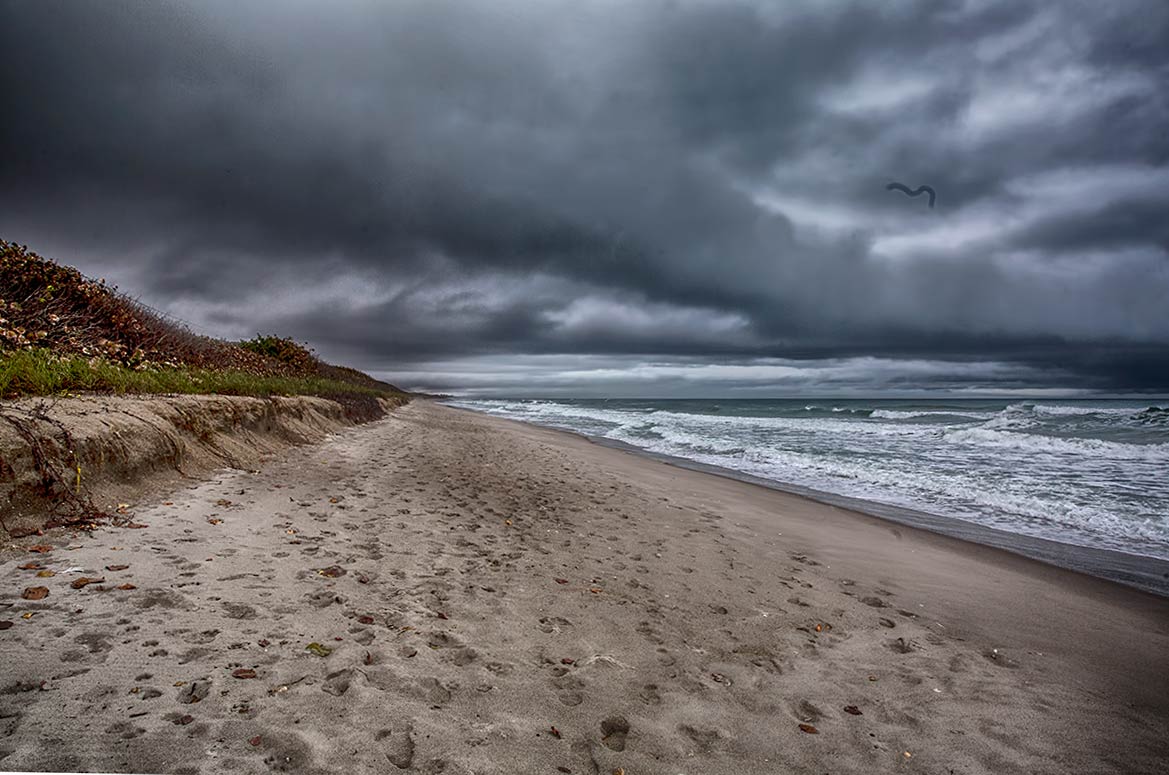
1;400;1167;773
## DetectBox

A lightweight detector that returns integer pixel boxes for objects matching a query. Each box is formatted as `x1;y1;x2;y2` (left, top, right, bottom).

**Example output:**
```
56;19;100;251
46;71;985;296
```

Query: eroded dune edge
0;400;1166;774
0;393;406;540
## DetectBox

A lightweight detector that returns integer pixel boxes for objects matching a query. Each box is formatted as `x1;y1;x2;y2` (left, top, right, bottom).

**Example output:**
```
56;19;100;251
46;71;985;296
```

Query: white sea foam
869;408;993;421
942;426;1169;460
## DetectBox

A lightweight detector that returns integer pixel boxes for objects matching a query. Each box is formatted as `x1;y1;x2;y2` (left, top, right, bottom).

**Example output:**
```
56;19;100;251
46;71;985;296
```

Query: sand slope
1;401;1167;774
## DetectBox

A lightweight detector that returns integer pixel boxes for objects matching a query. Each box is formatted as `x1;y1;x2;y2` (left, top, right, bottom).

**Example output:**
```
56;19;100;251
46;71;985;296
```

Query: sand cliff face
0;394;404;539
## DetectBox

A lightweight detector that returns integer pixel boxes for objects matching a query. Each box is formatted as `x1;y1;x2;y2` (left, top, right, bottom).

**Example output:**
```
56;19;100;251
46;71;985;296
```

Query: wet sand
2;400;1167;774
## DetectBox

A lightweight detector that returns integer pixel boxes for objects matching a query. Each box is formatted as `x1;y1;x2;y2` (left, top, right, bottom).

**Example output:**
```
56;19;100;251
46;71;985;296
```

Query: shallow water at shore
447;398;1169;562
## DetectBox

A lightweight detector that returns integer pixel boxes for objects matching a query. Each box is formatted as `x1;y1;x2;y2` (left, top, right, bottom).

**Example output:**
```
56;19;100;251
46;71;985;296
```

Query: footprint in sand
377;724;415;769
889;637;919;654
104;721;146;739
557;690;584;706
680;724;723;753
600;715;630;751
323;668;354;696
222;602;257;620
793;699;824;723
449;647;478;667
417;677;451;705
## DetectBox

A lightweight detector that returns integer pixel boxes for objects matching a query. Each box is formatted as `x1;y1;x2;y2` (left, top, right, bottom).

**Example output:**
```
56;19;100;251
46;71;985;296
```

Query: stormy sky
2;0;1167;396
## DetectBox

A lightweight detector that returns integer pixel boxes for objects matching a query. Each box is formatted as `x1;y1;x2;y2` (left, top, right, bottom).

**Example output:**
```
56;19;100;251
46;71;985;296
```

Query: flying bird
886;182;936;208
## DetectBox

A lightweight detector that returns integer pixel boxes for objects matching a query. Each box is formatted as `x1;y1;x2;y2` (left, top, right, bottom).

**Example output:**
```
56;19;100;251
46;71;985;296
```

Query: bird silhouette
886;182;936;208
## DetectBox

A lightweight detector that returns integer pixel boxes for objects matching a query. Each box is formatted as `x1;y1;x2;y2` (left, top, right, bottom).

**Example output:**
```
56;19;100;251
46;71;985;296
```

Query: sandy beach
2;399;1167;774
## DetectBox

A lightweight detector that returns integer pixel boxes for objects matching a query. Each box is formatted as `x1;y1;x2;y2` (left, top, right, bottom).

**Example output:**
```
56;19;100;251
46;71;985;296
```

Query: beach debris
249;735;263;746
215;499;233;508
305;642;333;657
0;621;13;630
904;751;913;759
26;545;53;554
710;672;731;685
868;675;878;681
589;587;603;594
554;578;569;584
116;583;137;590
207;518;223;525
798;723;819;734
363;650;373;665
35;570;55;577
356;573;370;584
504;519;513;526
22;586;49;600
843;705;862;716
18;561;42;570
357;615;375;625
436;611;448;620
105;564;130;571
560;657;575;665
550;725;562;739
176;714;194;725
21;612;35;620
258;639;270;647
613;769;626;775
232;669;258;679
317;565;345;578
557;768;571;774
70;576;105;590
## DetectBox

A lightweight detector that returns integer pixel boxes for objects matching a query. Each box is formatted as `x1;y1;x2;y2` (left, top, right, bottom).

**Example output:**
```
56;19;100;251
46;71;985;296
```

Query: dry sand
1;400;1167;774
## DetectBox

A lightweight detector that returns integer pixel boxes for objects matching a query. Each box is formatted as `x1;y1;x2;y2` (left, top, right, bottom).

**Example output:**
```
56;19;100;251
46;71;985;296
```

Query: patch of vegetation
1;240;279;373
238;335;320;373
1;239;408;403
0;348;406;403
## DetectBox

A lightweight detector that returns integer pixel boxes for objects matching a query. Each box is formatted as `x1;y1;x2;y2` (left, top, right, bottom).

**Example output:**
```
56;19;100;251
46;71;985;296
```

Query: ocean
445;398;1169;564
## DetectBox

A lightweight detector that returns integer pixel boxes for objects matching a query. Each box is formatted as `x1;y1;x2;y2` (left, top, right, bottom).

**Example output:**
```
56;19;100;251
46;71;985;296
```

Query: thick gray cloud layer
2;0;1167;394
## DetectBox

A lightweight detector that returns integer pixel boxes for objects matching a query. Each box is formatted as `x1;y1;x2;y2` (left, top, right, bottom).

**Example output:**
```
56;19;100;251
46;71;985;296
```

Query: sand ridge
1;400;1167;773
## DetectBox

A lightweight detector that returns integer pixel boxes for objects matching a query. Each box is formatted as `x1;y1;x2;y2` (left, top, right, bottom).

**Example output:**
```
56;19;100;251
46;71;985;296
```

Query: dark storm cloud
1;0;1167;394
